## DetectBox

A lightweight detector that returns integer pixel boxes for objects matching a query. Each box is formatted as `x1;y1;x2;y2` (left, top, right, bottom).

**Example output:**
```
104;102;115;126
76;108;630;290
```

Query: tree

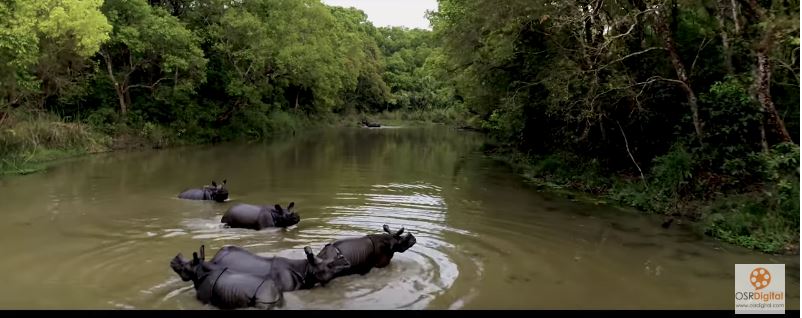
429;0;797;168
739;0;797;144
651;0;705;144
330;6;391;113
0;0;111;108
99;0;206;115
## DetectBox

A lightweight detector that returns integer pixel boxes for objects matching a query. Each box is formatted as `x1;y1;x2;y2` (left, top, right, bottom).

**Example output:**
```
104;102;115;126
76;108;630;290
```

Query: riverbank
6;110;794;256
487;145;800;255
0;109;467;176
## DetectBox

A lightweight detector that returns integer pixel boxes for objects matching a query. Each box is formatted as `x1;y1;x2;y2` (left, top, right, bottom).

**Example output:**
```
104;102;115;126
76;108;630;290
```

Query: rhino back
210;246;275;278
222;204;263;228
178;189;207;200
327;237;376;273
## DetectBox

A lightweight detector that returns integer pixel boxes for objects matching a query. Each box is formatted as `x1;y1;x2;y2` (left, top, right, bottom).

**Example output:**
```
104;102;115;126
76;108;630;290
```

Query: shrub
650;144;695;196
699;143;800;253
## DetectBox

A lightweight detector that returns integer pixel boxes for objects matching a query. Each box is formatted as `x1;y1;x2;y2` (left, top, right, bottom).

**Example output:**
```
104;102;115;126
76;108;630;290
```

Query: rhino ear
287;202;295;211
304;246;316;265
192;252;199;264
383;224;391;234
199;245;205;261
211;181;217;187
395;227;405;237
274;204;284;213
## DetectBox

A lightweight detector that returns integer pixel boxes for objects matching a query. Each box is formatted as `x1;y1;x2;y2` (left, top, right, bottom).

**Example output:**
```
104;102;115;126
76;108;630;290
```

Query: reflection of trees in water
22;127;486;209
223;128;484;189
312;128;482;174
35;144;228;199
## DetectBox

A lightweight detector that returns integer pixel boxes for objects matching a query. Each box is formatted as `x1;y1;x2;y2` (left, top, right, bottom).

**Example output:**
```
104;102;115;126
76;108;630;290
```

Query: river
0;126;798;309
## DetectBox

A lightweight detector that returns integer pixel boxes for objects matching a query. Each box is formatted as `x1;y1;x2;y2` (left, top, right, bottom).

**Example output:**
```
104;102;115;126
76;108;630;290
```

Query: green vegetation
430;0;799;253
0;111;110;175
0;0;798;253
0;0;459;174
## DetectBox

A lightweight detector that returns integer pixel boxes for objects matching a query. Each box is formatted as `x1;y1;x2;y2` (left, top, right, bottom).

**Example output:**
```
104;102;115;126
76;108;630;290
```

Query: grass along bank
487;144;800;255
0;107;469;176
0;111;111;175
0;109;317;176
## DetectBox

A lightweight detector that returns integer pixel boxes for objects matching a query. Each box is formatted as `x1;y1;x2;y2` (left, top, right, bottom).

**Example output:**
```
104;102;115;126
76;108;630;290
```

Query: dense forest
0;0;455;143
0;0;799;253
429;0;800;253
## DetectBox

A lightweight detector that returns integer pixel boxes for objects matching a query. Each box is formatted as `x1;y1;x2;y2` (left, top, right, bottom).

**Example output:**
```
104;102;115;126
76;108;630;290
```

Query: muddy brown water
0;126;798;309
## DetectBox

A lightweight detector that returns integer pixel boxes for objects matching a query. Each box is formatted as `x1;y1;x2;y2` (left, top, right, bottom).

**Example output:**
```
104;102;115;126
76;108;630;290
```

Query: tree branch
690;36;712;76
771;56;800;85
641;75;689;87
596;47;667;72
126;77;170;92
617;120;648;188
596;8;658;52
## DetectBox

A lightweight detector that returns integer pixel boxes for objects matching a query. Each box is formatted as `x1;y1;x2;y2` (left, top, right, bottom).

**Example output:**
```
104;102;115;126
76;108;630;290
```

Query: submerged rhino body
170;244;350;310
178;180;229;203
221;202;300;230
317;224;416;278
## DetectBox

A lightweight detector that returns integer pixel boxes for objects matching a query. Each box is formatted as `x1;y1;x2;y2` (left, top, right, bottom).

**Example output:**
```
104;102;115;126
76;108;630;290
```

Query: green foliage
36;0;111;57
375;27;459;113
85;107;121;135
330;6;392;113
0;0;111;105
608;182;664;213
432;0;799;252
701;177;799;254
698;77;766;184
0;110;110;174
373;106;469;127
755;143;800;182
2;0;798;255
651;145;695;195
222;107;308;141
5;0;461;148
99;0;206;113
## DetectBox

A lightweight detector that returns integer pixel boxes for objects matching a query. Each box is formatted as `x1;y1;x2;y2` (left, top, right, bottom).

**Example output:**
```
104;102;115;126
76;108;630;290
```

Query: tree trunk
584;14;593;46
742;0;793;144
759;117;769;152
294;90;299;110
655;8;704;144
591;0;605;46
101;51;128;114
173;69;179;95
716;0;734;74
730;0;741;33
124;89;132;113
755;35;792;143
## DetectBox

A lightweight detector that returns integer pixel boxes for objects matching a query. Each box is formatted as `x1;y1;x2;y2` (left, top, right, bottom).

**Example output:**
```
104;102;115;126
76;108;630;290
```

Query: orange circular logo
749;267;772;290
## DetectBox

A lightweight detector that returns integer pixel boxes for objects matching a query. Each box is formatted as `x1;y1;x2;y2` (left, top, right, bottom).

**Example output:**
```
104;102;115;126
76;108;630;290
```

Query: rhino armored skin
221;202;300;230
316;224;416;278
178;180;229;203
170;244;350;309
